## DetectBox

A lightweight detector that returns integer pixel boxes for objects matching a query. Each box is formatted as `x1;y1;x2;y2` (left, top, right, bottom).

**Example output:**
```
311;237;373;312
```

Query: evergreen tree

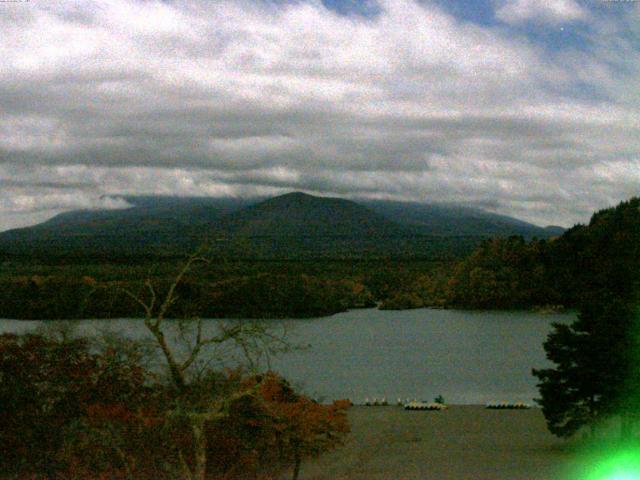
533;299;637;437
533;198;640;438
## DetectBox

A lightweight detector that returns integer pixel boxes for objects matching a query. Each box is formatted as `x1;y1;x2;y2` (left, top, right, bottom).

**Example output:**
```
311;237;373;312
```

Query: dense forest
0;197;637;319
446;197;640;310
0;258;441;319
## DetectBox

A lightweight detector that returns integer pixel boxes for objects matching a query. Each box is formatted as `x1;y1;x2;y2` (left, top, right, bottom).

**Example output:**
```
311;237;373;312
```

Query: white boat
404;401;447;411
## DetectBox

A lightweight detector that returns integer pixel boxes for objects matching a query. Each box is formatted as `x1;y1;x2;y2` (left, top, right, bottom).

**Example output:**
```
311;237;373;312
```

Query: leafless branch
119;287;153;318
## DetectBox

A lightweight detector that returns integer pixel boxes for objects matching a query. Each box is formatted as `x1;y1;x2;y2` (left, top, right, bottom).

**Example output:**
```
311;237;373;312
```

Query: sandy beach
296;405;577;480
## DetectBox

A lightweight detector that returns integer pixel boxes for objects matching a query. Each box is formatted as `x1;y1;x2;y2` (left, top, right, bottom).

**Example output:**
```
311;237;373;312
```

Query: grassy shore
295;405;577;480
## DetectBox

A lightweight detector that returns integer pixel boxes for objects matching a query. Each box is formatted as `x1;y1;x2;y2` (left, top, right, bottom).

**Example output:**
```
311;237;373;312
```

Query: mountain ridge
0;192;564;259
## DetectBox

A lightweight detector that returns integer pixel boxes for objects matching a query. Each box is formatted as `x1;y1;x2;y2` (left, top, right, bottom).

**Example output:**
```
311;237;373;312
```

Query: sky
0;0;639;231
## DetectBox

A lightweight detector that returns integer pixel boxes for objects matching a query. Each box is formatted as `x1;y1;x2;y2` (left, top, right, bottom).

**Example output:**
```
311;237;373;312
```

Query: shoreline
0;305;576;322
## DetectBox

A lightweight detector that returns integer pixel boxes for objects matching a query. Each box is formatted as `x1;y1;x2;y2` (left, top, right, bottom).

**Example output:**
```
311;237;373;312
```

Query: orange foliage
0;333;348;480
204;372;350;479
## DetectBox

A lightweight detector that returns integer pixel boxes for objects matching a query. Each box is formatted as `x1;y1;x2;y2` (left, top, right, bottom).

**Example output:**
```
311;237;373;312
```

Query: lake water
0;308;574;405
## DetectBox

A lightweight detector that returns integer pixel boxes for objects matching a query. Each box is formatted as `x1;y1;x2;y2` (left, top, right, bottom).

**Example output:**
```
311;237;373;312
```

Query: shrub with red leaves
205;372;350;480
0;335;349;480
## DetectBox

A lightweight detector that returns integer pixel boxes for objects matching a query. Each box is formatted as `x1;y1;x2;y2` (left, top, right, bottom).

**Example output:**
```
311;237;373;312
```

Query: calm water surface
0;308;574;404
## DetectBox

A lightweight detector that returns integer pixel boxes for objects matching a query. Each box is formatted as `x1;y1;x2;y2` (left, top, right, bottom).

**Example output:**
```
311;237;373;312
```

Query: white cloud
496;0;589;25
0;0;637;230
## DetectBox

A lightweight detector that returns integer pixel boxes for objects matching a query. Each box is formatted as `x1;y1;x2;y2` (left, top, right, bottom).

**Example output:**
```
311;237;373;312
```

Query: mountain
542;225;565;237
360;200;561;238
218;192;402;238
0;196;253;257
0;192;563;259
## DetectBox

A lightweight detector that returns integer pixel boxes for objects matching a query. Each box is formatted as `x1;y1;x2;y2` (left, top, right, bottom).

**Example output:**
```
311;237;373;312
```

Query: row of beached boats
484;402;531;409
404;401;448;411
359;398;531;410
361;398;448;410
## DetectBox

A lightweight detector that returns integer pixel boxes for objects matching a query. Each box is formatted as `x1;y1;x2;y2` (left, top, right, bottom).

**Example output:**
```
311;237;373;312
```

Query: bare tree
121;246;291;480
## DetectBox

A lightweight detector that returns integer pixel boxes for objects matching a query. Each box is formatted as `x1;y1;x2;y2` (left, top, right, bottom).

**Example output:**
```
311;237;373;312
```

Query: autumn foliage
0;334;349;479
205;372;350;479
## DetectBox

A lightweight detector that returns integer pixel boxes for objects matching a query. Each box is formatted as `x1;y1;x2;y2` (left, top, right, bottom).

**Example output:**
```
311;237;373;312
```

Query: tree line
0;258;454;319
5;205;631;320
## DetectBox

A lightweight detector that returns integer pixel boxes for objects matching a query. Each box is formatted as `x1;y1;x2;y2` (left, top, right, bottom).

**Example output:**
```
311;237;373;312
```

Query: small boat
485;402;531;410
404;401;447;411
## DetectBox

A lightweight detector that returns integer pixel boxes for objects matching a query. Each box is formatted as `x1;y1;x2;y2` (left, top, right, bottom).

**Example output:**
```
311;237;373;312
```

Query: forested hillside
0;192;560;260
443;197;640;310
0;196;636;320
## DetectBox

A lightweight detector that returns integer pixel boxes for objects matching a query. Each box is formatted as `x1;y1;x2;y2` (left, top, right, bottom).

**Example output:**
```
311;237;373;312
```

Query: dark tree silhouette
533;198;640;438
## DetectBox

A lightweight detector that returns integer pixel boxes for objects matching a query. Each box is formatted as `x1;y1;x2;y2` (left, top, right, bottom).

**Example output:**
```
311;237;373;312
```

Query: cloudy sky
1;0;639;230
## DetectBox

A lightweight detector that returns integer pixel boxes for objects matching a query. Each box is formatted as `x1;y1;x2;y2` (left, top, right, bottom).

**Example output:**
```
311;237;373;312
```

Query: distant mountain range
0;192;564;260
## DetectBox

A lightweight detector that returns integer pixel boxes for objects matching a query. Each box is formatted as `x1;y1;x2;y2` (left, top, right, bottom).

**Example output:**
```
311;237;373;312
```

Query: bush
0;335;349;479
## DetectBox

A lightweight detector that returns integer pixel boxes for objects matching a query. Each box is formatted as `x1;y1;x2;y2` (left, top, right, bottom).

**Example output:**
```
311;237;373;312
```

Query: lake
0;308;574;405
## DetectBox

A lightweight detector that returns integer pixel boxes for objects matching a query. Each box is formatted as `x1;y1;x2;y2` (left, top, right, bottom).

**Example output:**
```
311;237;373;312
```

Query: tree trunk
178;450;194;480
192;418;208;480
292;449;301;480
149;326;187;392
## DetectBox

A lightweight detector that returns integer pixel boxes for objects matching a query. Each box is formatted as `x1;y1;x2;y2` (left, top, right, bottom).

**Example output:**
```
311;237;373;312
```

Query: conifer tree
533;299;637;437
533;198;640;438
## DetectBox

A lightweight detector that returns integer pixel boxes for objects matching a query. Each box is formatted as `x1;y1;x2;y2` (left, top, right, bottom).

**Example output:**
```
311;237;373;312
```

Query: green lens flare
582;449;640;480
